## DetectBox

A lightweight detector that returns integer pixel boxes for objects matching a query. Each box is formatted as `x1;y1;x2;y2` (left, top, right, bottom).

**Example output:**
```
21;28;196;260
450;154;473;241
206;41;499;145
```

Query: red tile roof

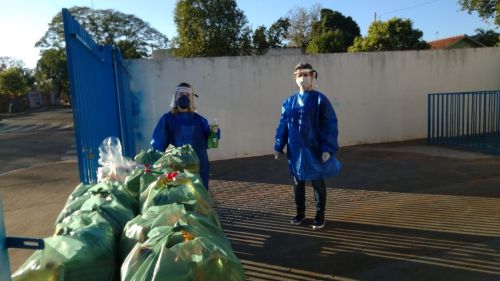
428;35;466;49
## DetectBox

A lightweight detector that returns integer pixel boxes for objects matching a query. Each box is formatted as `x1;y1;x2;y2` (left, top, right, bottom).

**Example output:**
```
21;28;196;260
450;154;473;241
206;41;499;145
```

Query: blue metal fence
428;91;500;155
112;48;136;157
63;8;135;183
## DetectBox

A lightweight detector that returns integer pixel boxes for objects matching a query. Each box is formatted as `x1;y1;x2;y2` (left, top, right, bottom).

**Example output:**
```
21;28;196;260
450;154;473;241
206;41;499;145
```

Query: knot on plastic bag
165;171;179;182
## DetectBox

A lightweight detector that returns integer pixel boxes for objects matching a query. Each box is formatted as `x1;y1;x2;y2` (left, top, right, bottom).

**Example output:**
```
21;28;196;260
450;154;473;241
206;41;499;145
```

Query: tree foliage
36;6;169;58
307;30;346;54
253;26;270;55
0;57;25;71
35;49;69;99
472;28;500;46
267;17;291;48
248;18;290;55
459;0;500;25
286;4;322;48
348;18;430;52
306;9;360;53
173;0;248;57
239;26;254;55
0;68;28;96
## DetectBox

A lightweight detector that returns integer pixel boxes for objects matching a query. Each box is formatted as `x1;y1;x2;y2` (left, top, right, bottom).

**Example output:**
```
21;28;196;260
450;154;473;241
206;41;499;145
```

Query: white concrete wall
127;47;500;160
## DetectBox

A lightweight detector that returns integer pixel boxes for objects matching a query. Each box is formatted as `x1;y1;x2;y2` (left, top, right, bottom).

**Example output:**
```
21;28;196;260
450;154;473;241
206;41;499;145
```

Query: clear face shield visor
293;68;317;79
170;86;197;110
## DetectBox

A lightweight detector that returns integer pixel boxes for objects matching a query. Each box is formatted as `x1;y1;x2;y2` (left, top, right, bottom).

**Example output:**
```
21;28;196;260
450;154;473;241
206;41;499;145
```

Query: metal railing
428;91;500;155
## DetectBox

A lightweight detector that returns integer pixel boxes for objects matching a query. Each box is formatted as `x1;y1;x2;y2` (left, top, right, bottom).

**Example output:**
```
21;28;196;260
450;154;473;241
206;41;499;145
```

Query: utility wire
380;0;442;15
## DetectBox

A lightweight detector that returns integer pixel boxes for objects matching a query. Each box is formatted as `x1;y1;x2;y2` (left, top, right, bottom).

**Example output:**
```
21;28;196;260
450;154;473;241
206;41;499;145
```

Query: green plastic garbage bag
147;203;222;239
153;145;200;173
124;167;164;198
55;208;116;236
12;222;117;281
55;182;138;234
134;149;164;166
121;223;245;281
64;182;92;205
120;205;171;260
120;204;222;259
55;191;92;225
139;170;215;218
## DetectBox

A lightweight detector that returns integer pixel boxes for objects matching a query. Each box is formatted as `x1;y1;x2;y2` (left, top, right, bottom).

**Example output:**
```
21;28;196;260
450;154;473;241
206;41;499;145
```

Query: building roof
428;35;485;49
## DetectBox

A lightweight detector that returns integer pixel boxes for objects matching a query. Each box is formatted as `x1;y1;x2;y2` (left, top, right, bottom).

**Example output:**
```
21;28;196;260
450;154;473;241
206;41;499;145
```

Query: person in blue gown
151;82;219;189
274;63;341;230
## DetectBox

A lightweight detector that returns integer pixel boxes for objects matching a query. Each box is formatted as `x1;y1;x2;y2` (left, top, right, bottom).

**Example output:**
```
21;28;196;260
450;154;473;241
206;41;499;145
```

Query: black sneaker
312;213;325;230
290;214;305;225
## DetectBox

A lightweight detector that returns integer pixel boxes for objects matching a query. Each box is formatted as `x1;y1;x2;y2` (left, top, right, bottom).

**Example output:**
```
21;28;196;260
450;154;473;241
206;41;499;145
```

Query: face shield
170;86;197;111
293;68;319;90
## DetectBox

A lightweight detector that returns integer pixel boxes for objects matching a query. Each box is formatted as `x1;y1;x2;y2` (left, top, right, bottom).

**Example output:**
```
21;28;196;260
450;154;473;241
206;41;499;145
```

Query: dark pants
293;177;326;215
200;171;209;190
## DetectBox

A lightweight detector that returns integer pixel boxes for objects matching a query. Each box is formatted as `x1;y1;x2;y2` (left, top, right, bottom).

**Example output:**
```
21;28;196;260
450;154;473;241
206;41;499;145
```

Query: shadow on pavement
210;189;500;281
211;141;500;198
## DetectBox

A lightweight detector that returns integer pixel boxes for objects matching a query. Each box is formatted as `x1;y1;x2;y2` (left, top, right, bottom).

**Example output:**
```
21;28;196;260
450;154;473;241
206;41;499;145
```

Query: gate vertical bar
62;8;126;183
428;91;500;155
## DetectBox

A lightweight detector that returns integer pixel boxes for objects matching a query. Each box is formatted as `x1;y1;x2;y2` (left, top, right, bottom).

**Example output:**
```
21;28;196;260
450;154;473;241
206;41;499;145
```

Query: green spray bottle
208;118;219;149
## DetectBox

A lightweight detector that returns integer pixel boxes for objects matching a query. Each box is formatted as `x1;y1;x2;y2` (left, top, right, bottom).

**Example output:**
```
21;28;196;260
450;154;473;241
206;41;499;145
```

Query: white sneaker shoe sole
290;218;305;225
312;222;325;230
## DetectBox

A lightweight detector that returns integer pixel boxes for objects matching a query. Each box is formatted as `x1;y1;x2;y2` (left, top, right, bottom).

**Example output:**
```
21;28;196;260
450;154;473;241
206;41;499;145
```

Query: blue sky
0;0;496;68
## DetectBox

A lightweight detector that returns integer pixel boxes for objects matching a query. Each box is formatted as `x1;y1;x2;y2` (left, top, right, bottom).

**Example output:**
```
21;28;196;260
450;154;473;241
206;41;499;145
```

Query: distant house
27;91;43;108
428;35;486;49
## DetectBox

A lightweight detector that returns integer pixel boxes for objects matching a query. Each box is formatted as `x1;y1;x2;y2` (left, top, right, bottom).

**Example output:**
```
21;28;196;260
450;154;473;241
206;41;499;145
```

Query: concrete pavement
2;137;500;280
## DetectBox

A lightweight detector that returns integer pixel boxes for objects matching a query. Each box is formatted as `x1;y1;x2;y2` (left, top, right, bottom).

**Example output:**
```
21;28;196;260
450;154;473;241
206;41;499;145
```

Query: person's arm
199;115;211;140
274;99;289;153
319;94;339;156
151;114;169;151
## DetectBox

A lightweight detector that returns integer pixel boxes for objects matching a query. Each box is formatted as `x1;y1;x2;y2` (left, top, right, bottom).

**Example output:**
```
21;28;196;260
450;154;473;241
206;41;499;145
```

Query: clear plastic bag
97;137;136;183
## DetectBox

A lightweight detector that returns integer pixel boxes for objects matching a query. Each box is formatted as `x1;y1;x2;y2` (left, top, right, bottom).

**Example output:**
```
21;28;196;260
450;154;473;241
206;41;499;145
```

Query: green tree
253;26;270;55
0;58;35;92
0;68;28;96
0;57;25;71
36;6;169;58
459;0;500;25
267;17;290;48
239;26;254;55
173;0;248;57
21;68;36;91
472;28;500;46
348;18;430;52
307;30;346;54
116;40;144;59
35;49;69;101
286;4;322;48
307;9;360;53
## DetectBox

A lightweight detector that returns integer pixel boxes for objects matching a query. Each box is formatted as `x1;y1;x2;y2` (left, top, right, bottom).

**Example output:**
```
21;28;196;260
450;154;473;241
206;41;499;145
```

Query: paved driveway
2;138;500;280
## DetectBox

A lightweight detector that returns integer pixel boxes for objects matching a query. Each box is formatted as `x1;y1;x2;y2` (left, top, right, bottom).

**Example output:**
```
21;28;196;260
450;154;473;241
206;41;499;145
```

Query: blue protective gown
275;90;341;181
151;112;212;188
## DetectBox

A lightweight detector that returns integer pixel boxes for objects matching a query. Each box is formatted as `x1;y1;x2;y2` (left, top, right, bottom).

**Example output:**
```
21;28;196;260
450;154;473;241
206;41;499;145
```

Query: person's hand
322;152;331;163
274;151;280;160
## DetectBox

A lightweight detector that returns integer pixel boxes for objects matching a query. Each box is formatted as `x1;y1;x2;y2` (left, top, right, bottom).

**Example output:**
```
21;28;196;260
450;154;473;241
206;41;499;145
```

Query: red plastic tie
166;171;179;181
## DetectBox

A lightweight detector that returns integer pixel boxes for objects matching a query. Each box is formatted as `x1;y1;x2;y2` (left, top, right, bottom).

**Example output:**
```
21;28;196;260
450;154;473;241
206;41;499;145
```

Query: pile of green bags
12;181;138;281
121;145;245;280
12;143;245;281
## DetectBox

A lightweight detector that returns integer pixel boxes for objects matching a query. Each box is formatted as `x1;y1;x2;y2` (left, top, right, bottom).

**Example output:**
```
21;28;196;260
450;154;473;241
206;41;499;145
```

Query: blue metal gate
428;91;500;155
62;8;135;184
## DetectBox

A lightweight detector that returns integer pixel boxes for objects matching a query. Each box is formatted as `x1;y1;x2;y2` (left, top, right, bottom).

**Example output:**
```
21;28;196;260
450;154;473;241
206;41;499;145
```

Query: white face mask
296;76;312;91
